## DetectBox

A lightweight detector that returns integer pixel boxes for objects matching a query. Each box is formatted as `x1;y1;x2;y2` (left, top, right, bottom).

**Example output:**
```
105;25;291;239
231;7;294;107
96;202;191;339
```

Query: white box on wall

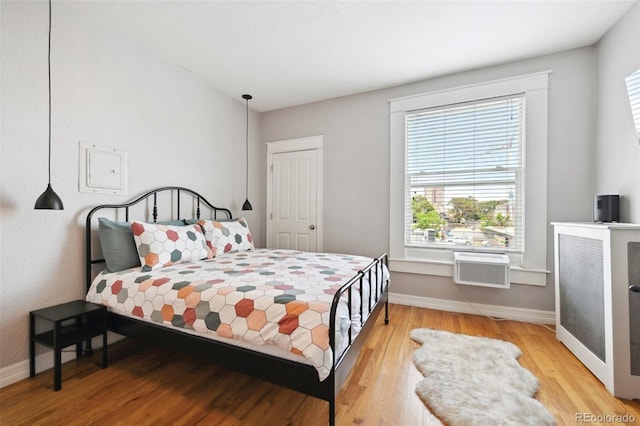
79;141;128;195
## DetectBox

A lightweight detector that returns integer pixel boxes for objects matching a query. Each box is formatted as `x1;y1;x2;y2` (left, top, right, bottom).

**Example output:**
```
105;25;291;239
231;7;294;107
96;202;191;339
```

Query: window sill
388;257;549;286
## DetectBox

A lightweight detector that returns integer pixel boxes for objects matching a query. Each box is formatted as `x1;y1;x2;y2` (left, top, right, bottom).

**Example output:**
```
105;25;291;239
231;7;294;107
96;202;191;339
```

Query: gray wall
595;1;640;223
260;91;391;259
262;47;603;313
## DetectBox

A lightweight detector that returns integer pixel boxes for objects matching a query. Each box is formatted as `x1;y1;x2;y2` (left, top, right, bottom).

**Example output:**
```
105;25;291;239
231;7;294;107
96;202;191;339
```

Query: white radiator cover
553;222;640;399
453;252;510;289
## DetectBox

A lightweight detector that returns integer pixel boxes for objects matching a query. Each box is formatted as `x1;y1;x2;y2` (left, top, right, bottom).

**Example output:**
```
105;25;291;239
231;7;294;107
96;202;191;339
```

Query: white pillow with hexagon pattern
131;221;212;271
197;218;254;256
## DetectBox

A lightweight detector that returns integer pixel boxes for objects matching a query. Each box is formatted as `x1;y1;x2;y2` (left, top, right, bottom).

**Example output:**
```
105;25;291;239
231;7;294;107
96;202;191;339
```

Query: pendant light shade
242;94;253;211
35;0;63;210
35;184;64;210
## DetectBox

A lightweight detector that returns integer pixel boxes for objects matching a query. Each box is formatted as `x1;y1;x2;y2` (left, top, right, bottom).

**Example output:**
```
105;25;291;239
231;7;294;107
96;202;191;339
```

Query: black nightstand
29;300;107;391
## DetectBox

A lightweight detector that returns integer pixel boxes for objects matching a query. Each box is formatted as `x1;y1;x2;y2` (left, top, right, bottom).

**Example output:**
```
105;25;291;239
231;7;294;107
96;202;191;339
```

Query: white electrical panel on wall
79;141;128;195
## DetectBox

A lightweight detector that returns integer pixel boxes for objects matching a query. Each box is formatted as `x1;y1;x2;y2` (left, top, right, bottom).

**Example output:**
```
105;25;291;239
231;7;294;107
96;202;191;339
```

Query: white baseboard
0;334;122;389
0;349;78;389
388;291;555;324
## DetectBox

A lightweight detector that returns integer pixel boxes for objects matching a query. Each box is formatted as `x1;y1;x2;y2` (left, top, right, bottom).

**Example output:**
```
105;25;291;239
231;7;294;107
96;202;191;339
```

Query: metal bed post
383;254;389;324
152;193;158;222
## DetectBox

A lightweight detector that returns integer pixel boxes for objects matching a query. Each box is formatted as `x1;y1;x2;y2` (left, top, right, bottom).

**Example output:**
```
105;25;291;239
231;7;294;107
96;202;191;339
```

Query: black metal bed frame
85;187;389;425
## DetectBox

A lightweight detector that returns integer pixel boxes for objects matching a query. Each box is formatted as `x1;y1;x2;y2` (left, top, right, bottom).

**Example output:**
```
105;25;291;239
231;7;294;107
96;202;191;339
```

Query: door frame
266;135;324;251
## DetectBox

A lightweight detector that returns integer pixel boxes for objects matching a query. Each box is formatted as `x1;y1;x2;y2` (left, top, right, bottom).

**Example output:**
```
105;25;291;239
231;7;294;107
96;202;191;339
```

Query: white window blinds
405;94;525;252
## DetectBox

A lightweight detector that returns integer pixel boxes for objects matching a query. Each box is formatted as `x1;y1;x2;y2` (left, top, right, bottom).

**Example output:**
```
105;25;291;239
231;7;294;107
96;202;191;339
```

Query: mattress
86;249;388;380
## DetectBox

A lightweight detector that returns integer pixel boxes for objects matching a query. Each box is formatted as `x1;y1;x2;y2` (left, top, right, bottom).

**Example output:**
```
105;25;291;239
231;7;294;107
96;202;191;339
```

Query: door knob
309;225;316;230
630;285;640;293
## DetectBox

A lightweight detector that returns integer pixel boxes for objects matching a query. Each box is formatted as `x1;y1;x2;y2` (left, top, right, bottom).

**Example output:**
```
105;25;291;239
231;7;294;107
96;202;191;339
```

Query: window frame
389;72;550;286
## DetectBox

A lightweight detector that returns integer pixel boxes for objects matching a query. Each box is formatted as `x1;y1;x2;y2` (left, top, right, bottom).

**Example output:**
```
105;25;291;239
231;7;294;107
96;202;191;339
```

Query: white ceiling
64;0;637;112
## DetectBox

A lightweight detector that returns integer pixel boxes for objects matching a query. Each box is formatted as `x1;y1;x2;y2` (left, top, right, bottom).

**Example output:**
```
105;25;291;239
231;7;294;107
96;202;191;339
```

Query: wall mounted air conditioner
453;252;510;289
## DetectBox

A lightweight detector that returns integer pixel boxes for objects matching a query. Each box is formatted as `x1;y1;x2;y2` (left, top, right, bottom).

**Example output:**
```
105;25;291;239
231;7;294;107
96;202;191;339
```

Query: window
406;94;525;254
389;72;549;285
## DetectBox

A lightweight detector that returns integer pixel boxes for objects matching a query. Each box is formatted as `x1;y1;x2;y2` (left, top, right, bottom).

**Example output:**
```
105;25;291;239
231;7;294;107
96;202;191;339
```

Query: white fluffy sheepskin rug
410;328;556;426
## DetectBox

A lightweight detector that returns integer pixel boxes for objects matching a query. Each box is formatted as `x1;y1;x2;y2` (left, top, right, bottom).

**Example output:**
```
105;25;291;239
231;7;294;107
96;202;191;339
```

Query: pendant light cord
34;0;63;209
245;97;249;197
47;0;52;185
241;94;252;211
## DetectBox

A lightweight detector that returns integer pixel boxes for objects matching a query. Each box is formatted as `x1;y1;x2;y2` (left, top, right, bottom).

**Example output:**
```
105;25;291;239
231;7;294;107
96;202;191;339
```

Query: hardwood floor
2;304;639;425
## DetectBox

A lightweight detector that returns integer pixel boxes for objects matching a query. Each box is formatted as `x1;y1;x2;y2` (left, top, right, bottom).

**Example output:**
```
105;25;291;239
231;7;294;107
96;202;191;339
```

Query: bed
85;186;389;425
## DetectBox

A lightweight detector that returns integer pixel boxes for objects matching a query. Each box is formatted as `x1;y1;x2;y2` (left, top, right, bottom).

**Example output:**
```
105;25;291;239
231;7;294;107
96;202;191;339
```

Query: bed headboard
85;186;232;292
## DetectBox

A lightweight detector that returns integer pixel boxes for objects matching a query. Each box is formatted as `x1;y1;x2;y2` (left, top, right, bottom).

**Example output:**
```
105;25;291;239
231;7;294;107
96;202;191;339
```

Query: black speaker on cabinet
594;195;619;223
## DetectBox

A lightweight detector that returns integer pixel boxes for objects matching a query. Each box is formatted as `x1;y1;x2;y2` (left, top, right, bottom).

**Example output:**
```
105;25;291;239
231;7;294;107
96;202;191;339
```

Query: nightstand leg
102;313;108;368
54;349;61;391
53;322;61;391
29;313;35;377
102;337;108;368
75;317;83;357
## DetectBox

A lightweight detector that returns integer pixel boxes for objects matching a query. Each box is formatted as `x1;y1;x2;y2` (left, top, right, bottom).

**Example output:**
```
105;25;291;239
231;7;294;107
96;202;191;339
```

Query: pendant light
35;0;64;210
242;94;253;211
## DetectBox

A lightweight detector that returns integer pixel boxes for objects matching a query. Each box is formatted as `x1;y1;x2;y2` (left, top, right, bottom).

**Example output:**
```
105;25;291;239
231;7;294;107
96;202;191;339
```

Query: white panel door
271;149;318;251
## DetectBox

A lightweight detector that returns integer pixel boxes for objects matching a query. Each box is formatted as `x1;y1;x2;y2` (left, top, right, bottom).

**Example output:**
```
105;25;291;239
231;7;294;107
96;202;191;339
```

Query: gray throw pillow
98;218;189;272
98;217;141;272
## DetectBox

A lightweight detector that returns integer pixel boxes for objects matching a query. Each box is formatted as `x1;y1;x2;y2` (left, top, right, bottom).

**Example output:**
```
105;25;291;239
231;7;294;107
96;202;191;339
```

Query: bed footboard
327;253;390;426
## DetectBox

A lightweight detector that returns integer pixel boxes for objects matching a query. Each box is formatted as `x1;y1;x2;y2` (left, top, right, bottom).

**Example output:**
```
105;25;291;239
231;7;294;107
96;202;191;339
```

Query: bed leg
384;300;389;325
329;397;336;426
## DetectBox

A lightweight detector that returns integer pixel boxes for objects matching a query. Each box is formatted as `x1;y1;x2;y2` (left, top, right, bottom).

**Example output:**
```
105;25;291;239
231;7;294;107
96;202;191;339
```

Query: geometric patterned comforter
86;249;387;381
